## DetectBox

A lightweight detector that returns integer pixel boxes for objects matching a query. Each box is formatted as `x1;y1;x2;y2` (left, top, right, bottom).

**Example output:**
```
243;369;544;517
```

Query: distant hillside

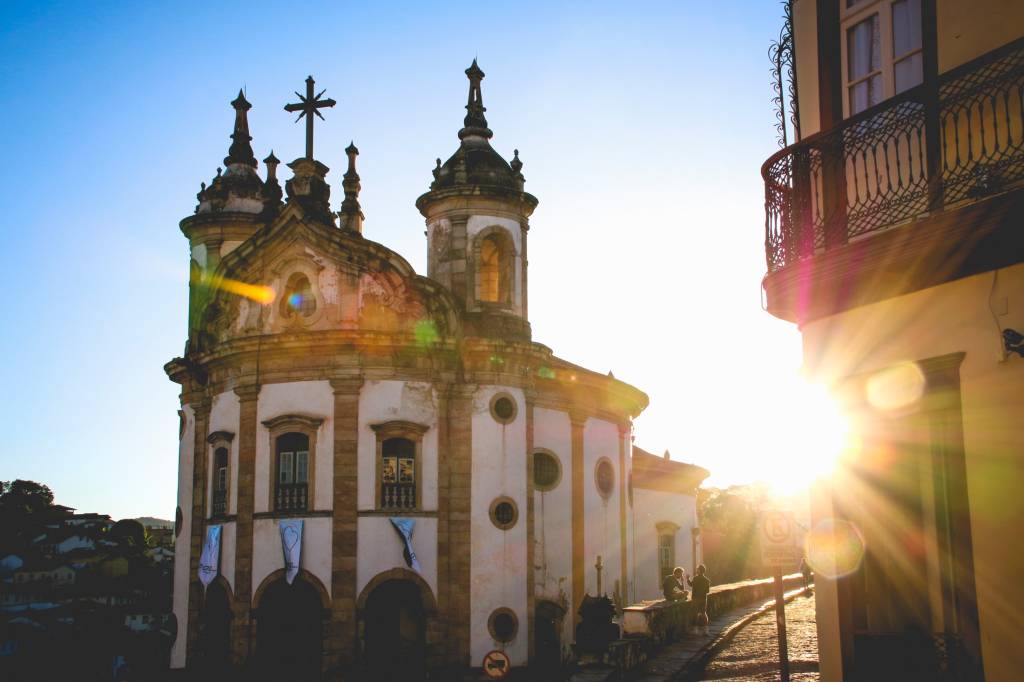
133;516;174;529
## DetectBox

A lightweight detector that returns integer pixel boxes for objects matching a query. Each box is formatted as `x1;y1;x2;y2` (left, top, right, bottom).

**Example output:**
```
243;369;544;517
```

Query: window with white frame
843;0;924;116
276;432;310;512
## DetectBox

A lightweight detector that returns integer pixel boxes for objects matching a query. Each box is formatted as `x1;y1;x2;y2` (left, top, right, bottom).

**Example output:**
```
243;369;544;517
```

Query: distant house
12;562;76;587
145;546;174;564
123;612;170;632
54;535;96;555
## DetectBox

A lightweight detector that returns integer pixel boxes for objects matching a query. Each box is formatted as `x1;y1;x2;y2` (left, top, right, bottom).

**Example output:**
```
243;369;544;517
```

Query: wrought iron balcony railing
212;489;227;516
275;483;308;513
763;38;1024;272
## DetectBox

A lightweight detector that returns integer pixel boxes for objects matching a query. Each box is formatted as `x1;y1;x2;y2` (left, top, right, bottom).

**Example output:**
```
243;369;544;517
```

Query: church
166;61;708;680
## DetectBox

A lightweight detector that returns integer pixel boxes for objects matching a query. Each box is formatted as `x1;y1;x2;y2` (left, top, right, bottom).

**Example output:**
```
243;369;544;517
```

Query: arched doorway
254;577;323;681
199;579;233;676
534;600;566;681
363;580;426;681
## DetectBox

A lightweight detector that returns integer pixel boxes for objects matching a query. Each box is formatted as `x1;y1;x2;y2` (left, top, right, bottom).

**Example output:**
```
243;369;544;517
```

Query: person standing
800;556;813;590
688;564;711;635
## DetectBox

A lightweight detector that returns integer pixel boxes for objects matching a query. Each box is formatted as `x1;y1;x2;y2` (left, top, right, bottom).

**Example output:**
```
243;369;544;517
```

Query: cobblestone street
690;592;819;681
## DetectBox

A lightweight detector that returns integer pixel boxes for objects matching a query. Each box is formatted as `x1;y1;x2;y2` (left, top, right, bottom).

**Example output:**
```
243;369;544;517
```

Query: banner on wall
198;524;222;587
389;517;420;572
279;519;303;584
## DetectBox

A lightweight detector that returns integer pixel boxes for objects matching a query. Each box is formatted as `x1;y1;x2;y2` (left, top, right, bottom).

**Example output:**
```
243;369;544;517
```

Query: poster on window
389;517;421;572
198;524;221;587
399;458;414;483
279;519;303;584
382;457;397;483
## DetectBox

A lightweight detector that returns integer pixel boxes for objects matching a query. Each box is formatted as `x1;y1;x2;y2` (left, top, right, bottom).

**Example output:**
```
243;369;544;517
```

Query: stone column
327;376;362;677
525;389;536;661
231;383;260;667
185;395;211;664
569;410;587;628
617;422;629;607
440;384;474;665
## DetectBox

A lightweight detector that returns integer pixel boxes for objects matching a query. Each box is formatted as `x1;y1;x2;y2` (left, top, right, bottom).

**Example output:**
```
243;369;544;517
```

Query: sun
759;378;852;496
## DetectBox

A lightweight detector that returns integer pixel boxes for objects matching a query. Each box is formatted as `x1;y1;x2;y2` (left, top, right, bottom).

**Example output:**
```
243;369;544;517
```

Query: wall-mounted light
1003;329;1024;358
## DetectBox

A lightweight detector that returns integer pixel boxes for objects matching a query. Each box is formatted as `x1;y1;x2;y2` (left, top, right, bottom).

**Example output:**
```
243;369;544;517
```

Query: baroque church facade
167;62;706;680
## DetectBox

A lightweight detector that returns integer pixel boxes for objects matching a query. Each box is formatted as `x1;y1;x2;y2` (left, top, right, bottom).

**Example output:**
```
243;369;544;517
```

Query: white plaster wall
582;419;624;603
208;390;240;515
631;487;699;601
255;381;334;512
251;517;332;598
191;244;207;270
471;386;528;666
532;407;574;657
356;516;439;600
357;380;439;510
466;215;524;315
622;429;638;604
171;404;195;669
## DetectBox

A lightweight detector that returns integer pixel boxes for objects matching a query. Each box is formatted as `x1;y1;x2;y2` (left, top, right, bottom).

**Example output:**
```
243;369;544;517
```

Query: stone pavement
569;586;810;682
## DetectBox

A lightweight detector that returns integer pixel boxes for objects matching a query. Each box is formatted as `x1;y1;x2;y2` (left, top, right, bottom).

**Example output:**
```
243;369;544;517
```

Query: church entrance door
363;580;426;681
199;580;232;677
255;578;322;681
534;600;565;681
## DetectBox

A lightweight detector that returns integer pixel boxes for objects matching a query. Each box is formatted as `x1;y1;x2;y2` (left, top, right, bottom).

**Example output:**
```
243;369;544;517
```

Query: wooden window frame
840;0;926;117
206;431;235;519
656;521;680;584
262;414;324;514
371;420;429;512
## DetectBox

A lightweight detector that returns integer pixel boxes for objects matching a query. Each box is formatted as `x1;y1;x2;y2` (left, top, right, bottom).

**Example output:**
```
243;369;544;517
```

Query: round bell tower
416;60;538;341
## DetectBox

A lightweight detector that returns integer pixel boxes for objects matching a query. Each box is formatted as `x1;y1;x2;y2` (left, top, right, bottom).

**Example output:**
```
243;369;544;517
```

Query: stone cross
595;554;604;596
284;76;336;160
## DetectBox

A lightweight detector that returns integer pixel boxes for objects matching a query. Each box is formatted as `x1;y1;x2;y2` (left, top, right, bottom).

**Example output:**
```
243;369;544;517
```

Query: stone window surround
268;256;327;329
489;392;519;425
206;430;235;519
262;414;325;514
532;448;562;492
371;420;429;511
471;226;516;310
594;456;615;500
488;495;519;531
656;520;680;584
487;606;519;643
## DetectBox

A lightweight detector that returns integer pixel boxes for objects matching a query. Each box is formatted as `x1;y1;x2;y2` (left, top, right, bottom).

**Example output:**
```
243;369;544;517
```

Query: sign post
761;511;799;682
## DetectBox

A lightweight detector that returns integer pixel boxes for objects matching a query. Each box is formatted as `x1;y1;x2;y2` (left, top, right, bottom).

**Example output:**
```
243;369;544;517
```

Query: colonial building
761;2;1023;680
166;63;702;679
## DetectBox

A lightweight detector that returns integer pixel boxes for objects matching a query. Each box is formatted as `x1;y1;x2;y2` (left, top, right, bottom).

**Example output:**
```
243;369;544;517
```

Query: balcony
212;489;227;516
275;483;308;513
761;39;1024;321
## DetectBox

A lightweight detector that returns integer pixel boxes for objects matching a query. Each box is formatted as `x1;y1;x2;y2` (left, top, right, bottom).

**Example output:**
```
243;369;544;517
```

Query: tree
0;479;55;514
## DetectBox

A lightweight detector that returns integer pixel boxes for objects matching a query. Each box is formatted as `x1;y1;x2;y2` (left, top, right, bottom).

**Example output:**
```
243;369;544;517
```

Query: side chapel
166;62;707;679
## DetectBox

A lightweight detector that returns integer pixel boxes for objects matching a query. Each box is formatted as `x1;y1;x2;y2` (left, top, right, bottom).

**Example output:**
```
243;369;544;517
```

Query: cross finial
462;59;490;136
284;76;336;160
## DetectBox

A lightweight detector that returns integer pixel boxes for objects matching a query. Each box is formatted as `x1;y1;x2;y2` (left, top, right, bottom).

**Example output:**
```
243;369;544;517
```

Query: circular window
489;496;518;530
488;608;519;643
533;451;562;491
489;393;518;424
595;458;615;499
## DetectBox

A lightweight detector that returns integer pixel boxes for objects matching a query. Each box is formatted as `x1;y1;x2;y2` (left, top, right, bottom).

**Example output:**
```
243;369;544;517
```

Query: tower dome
417;61;537;341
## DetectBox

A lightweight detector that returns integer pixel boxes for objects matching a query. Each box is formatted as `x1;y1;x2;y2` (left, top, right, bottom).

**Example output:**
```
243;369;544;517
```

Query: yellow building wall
801;263;1024;682
793;0;821;139
937;0;1024;73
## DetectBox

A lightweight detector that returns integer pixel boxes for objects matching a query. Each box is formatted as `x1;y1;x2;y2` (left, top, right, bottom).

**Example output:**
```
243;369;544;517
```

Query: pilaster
327;375;362;676
617;422;629;609
441;383;474;665
185;396;211;664
569;409;587;628
231;383;260;667
525;389;536;661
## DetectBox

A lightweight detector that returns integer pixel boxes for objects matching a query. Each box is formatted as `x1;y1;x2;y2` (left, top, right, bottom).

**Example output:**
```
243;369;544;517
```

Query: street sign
482;650;511;679
760;510;801;567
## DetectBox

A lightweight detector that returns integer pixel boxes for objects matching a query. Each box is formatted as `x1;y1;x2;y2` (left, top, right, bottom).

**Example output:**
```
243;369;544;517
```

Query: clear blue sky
0;1;804;519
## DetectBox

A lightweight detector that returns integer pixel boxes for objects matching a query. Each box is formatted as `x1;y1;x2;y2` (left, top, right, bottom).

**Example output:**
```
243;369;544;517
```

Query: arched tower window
280;273;316;318
475;230;514;306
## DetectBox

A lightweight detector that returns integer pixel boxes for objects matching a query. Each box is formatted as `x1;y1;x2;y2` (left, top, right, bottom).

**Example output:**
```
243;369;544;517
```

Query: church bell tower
416;60;538;341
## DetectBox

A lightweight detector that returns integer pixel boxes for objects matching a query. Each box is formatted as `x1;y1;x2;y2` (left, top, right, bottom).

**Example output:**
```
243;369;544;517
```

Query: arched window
479;235;502;303
280;273;316;318
276;432;310;512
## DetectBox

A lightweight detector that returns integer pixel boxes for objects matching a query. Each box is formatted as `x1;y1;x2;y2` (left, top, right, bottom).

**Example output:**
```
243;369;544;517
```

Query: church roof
632;445;710;494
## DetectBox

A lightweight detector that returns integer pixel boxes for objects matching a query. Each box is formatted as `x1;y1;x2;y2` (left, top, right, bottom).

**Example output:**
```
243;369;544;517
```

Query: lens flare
413;319;439;346
805;518;865;579
866;362;925;412
198;273;275;304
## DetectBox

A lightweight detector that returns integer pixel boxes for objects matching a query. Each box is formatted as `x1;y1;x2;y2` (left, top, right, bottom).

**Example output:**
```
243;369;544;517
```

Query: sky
0;0;807;520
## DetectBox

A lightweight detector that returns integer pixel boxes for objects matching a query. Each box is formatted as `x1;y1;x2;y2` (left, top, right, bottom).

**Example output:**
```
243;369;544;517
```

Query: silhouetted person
800;556;813;590
662;567;688;601
688;564;711;635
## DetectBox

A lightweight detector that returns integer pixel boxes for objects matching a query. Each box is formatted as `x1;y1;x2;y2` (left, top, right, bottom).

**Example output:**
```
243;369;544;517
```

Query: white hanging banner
279;519;303;584
198;524;222;587
389;517;421;572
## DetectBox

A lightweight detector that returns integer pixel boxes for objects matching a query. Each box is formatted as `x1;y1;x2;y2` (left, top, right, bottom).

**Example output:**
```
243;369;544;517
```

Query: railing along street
763;38;1024;272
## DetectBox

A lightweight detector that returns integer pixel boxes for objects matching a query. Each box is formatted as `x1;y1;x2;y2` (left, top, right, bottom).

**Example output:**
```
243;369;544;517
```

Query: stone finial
460;58;493;140
510;149;523;174
225;89;257;168
663;449;671;460
337;142;364;234
261;150;283;210
285;157;333;224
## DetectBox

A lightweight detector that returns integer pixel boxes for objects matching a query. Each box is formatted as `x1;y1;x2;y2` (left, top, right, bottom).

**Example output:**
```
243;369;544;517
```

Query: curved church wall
171;404;195;669
470;385;528;666
208;391;240;515
251;516;332;599
583;419;625;603
356;516;439;601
